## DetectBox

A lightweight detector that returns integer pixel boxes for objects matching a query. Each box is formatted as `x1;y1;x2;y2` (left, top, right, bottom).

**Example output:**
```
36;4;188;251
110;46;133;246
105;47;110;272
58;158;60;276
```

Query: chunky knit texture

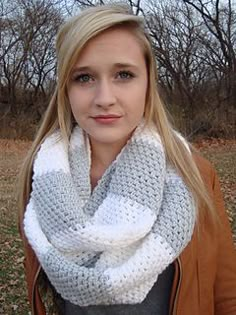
24;124;196;306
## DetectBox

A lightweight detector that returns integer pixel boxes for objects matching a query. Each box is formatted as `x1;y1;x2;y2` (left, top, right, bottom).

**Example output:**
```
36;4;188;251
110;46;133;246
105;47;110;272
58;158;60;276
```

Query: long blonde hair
18;4;214;226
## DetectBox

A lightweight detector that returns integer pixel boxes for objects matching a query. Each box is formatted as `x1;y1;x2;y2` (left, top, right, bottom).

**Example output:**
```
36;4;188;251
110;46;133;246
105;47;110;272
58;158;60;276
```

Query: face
68;27;148;148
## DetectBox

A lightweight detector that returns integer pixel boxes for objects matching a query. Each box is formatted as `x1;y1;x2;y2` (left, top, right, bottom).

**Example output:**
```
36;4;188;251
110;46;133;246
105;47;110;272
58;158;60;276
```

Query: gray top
63;263;174;315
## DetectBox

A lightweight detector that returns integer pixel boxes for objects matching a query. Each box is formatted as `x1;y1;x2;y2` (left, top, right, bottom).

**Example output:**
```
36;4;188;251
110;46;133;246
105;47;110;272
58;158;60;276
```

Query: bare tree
73;0;144;15
182;0;236;105
0;0;63;117
1;0;235;138
143;1;208;133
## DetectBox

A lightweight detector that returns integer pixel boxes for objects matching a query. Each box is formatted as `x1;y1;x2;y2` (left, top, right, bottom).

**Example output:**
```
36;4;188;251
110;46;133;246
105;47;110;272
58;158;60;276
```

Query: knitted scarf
24;124;196;306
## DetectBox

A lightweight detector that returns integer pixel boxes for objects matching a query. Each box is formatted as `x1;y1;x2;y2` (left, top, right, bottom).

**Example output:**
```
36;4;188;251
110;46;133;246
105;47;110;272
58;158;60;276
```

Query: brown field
0;138;235;314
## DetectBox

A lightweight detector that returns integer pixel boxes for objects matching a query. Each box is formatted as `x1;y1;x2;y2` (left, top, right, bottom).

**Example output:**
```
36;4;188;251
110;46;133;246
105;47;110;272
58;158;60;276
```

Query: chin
89;131;131;146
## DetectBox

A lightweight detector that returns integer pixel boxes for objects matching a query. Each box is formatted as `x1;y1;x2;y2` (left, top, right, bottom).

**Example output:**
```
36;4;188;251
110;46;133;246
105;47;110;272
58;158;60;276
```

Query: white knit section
24;198;52;258
166;167;187;183
131;124;162;147
51;194;156;252
33;133;70;176
104;233;175;298
92;194;156;226
95;241;141;271
114;276;158;304
69;126;85;151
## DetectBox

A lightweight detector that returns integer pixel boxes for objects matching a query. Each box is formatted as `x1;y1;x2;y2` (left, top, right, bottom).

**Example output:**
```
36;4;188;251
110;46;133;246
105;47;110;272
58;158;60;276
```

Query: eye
73;73;93;84
117;70;135;80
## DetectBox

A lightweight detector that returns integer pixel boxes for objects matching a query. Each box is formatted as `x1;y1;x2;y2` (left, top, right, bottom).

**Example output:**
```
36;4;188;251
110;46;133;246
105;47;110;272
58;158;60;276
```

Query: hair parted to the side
18;3;215;230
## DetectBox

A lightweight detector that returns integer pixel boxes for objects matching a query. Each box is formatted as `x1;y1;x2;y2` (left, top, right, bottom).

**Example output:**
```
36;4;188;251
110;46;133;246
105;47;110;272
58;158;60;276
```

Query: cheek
68;88;86;115
131;81;148;112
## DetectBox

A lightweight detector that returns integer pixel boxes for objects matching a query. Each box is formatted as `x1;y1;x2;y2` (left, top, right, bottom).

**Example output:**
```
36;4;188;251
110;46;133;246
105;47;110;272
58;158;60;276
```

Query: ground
0;138;235;314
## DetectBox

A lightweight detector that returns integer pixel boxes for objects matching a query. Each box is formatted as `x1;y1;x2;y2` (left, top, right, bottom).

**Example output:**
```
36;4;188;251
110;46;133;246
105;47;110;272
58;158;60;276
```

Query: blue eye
74;73;93;83
117;71;134;80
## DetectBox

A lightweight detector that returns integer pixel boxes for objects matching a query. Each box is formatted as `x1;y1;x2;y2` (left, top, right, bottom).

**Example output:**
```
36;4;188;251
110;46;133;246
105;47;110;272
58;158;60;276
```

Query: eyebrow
114;63;140;69
72;63;140;72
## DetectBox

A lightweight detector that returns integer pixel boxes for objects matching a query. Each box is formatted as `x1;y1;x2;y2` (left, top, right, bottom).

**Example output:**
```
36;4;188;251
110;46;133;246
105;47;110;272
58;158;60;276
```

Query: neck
90;138;127;171
89;137;129;190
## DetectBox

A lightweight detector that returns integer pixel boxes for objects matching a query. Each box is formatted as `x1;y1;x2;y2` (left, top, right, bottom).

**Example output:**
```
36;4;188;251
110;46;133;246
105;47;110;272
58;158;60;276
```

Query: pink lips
92;114;121;124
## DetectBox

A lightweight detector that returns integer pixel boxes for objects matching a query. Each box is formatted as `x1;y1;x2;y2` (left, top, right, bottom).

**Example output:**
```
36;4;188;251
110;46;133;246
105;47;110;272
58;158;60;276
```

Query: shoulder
191;151;229;225
191;151;215;188
191;151;233;235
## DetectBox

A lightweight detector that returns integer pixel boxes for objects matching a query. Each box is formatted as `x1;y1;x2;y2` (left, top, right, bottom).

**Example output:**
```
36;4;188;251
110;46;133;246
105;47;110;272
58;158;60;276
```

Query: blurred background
1;0;236;139
0;0;235;313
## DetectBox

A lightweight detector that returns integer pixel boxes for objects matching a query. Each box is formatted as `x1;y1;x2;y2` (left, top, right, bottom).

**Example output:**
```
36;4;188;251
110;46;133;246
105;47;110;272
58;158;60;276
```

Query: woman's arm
20;221;46;315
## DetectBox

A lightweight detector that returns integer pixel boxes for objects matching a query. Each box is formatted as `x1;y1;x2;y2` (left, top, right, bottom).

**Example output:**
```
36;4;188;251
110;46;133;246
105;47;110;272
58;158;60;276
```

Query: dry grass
0;138;235;314
0;139;31;314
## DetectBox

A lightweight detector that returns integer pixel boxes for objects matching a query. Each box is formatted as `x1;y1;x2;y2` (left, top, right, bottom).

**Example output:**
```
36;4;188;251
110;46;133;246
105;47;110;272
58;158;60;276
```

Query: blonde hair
18;4;214;226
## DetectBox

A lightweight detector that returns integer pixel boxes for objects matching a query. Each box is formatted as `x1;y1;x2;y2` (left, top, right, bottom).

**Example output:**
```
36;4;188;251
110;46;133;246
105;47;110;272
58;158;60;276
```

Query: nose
94;79;116;108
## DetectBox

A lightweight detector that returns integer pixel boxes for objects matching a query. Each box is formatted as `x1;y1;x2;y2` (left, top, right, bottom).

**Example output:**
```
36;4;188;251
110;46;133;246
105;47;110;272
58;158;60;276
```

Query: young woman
18;4;236;315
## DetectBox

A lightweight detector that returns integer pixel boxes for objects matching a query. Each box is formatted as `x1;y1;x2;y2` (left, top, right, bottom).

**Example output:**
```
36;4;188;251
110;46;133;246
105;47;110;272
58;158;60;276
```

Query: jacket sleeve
19;220;46;315
212;169;236;315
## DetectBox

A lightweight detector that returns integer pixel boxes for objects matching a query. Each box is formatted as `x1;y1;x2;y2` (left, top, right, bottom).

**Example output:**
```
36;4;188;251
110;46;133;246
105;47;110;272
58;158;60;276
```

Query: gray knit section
69;145;116;217
68;143;91;201
152;167;195;254
42;248;112;306
109;139;165;211
32;173;87;238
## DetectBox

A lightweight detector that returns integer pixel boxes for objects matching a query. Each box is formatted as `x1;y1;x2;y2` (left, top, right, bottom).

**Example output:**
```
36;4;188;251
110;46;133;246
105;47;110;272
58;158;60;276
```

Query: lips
93;114;121;118
92;114;122;124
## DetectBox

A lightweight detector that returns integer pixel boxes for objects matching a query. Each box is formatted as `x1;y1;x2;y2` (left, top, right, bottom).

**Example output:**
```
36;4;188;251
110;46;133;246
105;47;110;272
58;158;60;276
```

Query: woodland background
0;0;235;314
0;0;236;139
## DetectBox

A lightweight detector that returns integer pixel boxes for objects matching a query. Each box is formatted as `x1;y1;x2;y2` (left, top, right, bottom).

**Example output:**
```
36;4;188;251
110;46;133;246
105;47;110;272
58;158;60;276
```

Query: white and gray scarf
24;124;196;307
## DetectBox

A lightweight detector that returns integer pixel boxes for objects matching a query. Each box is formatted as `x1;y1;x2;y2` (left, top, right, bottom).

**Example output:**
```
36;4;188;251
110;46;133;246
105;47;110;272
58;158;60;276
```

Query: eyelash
117;70;135;80
72;70;135;84
74;74;92;83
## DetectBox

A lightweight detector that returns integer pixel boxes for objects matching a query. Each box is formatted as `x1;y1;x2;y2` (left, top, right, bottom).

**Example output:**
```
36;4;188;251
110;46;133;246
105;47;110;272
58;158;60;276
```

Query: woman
18;4;236;315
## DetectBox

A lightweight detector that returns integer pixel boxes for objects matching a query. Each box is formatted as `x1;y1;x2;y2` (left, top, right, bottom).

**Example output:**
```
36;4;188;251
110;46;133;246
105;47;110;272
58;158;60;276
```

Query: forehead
74;27;145;67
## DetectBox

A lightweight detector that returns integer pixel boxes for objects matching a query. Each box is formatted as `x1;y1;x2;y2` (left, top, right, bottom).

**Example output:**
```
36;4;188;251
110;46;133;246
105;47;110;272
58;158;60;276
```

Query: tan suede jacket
20;154;236;315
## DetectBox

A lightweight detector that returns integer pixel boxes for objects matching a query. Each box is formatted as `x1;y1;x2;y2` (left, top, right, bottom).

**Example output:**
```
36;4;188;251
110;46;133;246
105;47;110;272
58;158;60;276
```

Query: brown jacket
20;154;236;315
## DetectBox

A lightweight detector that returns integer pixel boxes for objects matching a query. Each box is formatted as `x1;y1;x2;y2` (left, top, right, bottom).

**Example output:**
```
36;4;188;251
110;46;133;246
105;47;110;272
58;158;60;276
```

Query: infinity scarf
24;124;196;306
